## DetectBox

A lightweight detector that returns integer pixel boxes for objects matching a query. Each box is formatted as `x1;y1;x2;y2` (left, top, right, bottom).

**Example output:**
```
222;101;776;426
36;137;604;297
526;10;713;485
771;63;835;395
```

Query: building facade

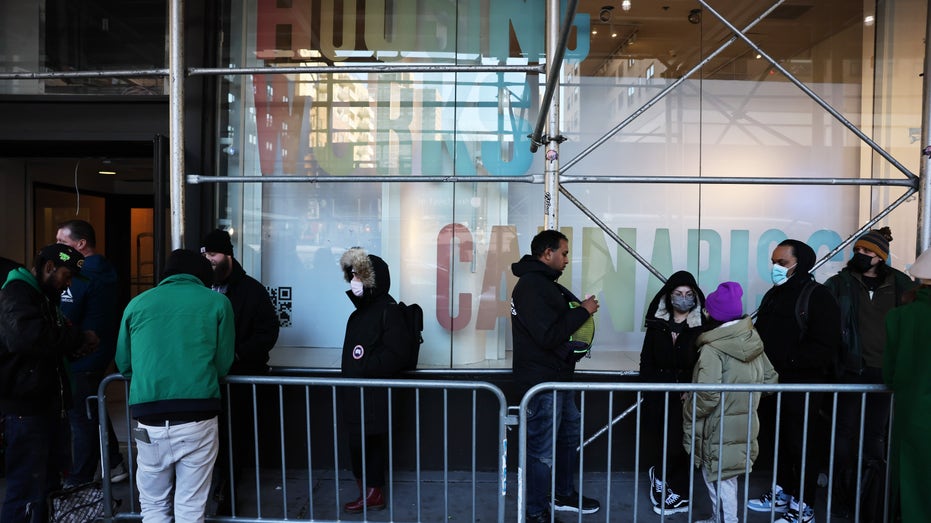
0;0;926;371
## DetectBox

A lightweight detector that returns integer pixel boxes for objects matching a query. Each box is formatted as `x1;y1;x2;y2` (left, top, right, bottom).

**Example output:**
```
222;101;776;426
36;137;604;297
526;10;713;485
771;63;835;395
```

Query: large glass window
0;0;166;95
216;0;921;370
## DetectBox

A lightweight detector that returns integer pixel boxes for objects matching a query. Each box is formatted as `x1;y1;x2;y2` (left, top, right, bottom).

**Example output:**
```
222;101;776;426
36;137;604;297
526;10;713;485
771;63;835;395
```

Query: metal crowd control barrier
518;382;894;523
97;374;509;522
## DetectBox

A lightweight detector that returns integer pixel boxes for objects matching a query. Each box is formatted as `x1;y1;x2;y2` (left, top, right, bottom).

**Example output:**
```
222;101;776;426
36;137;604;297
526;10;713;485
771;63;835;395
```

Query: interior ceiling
573;0;863;78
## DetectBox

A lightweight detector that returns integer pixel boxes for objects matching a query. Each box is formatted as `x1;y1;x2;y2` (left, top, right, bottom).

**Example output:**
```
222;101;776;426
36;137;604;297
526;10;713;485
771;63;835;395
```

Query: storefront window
216;0;920;370
0;0;166;95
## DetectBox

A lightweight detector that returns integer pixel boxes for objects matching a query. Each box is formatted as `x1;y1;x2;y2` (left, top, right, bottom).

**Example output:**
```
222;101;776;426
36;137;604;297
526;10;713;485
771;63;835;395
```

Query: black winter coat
340;255;411;435
755;271;841;383
0;270;83;415
510;255;592;397
639;270;706;384
221;259;280;374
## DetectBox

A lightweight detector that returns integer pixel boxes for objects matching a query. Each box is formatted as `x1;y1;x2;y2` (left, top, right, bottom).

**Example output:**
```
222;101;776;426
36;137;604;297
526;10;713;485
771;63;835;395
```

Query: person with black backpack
750;239;841;523
824;227;917;520
337;247;412;514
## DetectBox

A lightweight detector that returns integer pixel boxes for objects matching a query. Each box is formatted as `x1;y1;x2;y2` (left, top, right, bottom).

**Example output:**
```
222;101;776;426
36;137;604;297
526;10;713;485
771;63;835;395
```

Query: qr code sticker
267;286;292;327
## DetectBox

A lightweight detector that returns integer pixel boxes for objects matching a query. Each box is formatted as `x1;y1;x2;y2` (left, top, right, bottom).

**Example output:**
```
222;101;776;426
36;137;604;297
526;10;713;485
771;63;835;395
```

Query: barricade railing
518;382;894;523
96;373;509;522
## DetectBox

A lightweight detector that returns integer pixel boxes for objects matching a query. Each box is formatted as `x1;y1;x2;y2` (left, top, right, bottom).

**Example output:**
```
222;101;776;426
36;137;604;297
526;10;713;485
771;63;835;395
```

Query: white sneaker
747;485;791;512
775;500;815;523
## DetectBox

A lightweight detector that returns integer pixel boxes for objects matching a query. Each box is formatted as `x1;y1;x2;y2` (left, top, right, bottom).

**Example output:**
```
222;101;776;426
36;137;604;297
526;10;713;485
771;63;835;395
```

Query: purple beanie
705;282;744;322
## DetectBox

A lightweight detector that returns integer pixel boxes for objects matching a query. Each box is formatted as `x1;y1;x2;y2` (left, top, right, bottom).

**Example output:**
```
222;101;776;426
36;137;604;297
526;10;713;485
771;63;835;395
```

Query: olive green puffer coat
683;316;778;480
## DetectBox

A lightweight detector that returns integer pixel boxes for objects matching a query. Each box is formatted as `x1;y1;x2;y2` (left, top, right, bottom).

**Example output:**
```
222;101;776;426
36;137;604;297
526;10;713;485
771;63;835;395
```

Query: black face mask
849;252;876;273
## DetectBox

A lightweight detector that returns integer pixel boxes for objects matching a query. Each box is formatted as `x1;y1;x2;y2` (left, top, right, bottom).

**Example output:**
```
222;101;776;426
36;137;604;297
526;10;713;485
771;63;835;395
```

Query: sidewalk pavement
73;468;856;522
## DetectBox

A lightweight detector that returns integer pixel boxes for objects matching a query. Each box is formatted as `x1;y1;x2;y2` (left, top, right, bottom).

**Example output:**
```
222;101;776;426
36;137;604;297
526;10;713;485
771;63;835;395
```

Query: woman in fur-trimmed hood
337;247;412;513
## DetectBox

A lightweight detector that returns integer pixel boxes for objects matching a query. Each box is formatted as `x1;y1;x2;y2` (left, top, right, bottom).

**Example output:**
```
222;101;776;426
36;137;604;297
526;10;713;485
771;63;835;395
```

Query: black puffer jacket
339;249;411;434
221;258;280;374
510;255;592;397
754;240;841;383
639;270;706;383
0;268;83;415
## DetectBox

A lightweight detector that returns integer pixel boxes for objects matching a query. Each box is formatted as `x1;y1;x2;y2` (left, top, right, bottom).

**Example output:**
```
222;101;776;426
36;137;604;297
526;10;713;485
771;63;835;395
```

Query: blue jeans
1;413;69;523
525;390;581;516
67;371;123;484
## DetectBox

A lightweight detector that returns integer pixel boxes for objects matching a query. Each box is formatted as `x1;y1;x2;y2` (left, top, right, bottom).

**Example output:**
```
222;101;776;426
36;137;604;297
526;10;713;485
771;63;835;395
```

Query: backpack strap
794;279;818;340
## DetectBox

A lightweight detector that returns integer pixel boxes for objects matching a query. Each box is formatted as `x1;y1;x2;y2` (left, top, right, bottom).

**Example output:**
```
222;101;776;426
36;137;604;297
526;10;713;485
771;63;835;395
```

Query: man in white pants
116;249;235;522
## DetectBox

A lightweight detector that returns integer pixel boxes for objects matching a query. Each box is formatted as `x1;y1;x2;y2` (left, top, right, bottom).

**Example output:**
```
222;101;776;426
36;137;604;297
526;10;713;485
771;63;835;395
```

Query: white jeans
134;417;219;523
702;468;739;523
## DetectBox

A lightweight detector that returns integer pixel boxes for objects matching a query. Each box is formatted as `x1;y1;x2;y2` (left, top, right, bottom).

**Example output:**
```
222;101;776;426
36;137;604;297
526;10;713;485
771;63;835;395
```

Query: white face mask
350;279;365;296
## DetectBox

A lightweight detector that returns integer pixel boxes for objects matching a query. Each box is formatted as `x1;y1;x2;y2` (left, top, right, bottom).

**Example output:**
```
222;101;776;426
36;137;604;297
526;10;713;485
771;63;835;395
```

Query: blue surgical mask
771;263;797;286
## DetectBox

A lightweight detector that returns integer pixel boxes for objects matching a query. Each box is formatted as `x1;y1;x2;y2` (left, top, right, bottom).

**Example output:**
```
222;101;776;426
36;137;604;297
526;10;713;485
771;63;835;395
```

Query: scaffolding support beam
186;174;915;187
559;185;667;283
0;65;543;81
189;64;544;76
529;0;578;153
560;0;783;174
169;0;185;250
698;0;917;183
812;188;918;273
0;70;168;80
919;3;931;253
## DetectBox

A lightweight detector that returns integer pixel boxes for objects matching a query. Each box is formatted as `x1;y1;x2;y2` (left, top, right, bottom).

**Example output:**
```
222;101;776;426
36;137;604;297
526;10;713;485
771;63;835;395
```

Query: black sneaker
653;490;689;515
648;466;663;507
553;491;600;514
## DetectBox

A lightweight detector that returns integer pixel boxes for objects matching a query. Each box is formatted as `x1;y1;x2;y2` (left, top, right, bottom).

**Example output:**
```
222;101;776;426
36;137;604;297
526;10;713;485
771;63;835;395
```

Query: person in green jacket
684;282;778;523
883;247;931;523
116;249;235;523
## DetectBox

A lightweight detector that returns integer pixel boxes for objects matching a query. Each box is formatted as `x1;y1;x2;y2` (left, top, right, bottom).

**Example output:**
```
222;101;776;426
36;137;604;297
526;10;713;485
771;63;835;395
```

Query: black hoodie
754;240;841;382
639;270;706;383
510;255;592;396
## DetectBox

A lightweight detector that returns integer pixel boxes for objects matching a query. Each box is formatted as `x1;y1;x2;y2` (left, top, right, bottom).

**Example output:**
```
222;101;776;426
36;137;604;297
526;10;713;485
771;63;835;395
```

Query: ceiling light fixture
688;8;701;24
599;5;614;22
621;0;631;11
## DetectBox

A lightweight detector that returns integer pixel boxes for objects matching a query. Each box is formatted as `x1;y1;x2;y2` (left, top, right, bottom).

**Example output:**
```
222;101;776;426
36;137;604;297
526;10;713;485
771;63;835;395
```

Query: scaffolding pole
698;0;917;183
187;174;915;187
919;3;931;253
560;0;785;174
2;0;926;268
0;65;542;81
169;0;185;249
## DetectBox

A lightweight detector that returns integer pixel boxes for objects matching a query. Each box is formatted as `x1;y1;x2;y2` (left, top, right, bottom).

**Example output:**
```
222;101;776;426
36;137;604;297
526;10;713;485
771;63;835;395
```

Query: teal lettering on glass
688;229;722;292
489;3;544;61
419;88;475;175
488;0;590;62
480;75;533;175
729;229;750;309
808;229;844;262
582;227;637;331
364;0;418;60
377;77;414;172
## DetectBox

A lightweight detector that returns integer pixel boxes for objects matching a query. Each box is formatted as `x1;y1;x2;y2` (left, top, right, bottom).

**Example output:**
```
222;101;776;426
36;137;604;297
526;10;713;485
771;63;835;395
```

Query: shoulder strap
794;279;818;339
